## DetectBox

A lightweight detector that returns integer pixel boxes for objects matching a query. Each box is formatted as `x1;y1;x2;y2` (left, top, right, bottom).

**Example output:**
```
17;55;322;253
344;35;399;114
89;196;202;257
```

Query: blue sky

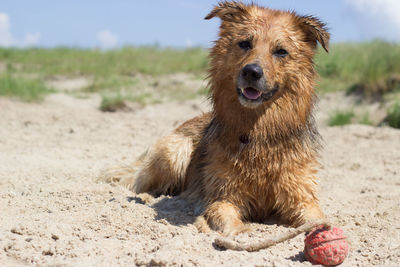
1;0;399;48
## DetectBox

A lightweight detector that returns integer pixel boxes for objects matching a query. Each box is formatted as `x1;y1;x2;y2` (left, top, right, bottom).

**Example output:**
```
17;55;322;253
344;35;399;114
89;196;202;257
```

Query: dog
101;1;330;236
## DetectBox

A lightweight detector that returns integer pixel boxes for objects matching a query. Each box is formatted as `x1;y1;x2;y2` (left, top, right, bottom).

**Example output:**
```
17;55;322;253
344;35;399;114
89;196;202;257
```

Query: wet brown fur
100;1;330;236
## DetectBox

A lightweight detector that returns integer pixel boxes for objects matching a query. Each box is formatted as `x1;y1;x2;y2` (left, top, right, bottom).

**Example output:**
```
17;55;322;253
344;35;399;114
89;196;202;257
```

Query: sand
0;93;399;266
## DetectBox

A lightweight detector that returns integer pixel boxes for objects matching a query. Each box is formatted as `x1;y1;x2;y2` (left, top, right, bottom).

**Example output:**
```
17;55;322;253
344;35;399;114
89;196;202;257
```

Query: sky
0;0;400;49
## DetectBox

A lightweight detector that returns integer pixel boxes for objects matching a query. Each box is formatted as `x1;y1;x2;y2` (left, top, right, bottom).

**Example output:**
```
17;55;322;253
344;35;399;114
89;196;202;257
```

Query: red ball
304;225;349;266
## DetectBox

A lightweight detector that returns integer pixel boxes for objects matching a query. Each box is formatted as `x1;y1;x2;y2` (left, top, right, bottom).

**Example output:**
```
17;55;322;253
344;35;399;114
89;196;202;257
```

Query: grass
386;102;400;129
0;46;208;105
359;112;373;125
1;42;400;129
1;41;398;96
328;110;378;126
315;40;400;95
328;110;355;126
83;76;138;92
0;73;53;102
0;46;208;77
98;78;207;111
99;91;161;112
100;94;128;112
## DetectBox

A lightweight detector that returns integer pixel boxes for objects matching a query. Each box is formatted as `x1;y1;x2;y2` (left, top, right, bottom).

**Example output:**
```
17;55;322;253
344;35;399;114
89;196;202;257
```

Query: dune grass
1;41;399;96
386;102;400;129
99;94;128;112
0;73;53;102
359;112;373;125
328;110;355;126
0;46;208;77
1;41;400;129
100;90;160;112
315;40;400;95
0;46;209;104
83;76;138;92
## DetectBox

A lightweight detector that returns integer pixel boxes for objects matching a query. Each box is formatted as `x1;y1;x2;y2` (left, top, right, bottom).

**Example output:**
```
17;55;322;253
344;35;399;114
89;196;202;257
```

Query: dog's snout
242;64;263;81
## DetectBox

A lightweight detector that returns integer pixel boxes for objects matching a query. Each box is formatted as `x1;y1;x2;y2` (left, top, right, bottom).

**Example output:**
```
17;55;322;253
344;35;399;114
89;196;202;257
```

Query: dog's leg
277;186;324;227
284;201;324;226
278;203;324;227
203;201;250;236
303;202;325;220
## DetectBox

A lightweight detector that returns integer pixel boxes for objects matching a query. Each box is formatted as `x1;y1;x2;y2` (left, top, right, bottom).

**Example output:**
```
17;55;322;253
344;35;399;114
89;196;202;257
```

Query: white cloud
23;32;41;47
0;12;15;47
346;0;400;31
97;30;118;49
0;12;41;47
185;38;193;47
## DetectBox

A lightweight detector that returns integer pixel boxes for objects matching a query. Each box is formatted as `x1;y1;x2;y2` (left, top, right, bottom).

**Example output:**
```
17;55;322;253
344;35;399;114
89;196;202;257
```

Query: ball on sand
304;225;349;266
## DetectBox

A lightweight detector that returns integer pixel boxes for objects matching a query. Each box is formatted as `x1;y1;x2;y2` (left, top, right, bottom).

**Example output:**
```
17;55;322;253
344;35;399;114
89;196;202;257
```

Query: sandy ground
0;93;399;267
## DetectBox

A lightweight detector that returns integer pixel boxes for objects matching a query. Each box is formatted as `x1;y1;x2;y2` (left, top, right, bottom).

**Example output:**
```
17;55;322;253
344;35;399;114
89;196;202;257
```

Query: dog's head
206;1;329;110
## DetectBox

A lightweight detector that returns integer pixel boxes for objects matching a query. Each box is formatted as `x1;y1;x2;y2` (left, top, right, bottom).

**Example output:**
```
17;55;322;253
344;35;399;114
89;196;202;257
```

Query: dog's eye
274;49;289;58
238;40;252;51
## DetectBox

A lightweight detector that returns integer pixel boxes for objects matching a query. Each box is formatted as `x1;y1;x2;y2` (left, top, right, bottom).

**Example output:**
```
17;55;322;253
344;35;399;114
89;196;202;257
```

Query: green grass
0;46;208;104
98;79;207;111
1;40;399;94
0;46;208;78
99;90;162;112
316;40;400;95
0;74;53;101
100;94;128;112
386;102;400;129
359;112;373;125
328;110;355;126
83;76;138;92
1;41;400;113
1;41;398;96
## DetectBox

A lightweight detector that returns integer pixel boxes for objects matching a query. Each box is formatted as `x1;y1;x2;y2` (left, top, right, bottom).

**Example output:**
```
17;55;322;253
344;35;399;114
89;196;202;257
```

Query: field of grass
0;46;208;77
0;46;209;104
0;41;400;128
328;109;376;127
0;74;53;102
386;102;400;128
315;41;400;95
328;110;355;126
1;41;399;93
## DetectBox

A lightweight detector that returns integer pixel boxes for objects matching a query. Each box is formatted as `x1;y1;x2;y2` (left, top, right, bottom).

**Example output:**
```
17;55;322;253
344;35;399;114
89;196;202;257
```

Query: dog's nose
242;64;263;81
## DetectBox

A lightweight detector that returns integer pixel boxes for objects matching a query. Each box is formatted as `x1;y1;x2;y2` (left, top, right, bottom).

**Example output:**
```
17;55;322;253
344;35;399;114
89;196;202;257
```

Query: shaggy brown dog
101;1;330;236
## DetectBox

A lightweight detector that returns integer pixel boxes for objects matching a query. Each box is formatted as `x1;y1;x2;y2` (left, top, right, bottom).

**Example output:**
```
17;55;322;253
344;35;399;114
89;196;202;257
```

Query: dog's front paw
286;203;325;227
204;201;250;236
220;221;251;237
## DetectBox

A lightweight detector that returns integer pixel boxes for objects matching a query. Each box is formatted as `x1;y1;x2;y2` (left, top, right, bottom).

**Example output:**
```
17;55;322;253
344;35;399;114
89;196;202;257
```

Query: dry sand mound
0;94;399;266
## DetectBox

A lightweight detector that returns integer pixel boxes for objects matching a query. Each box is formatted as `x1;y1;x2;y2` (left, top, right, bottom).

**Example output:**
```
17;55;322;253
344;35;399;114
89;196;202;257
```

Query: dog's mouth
237;86;279;104
241;87;262;100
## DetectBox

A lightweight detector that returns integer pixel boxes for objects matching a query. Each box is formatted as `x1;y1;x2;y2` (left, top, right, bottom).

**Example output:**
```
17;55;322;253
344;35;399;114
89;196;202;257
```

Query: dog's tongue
243;87;262;100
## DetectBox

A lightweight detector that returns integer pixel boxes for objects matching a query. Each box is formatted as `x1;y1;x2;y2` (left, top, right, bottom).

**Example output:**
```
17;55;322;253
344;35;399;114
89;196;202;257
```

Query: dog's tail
98;132;194;196
98;113;210;196
97;150;148;192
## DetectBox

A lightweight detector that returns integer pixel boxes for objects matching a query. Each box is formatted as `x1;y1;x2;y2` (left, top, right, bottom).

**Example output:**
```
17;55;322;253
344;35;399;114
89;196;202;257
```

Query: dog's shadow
129;194;307;260
129;195;203;226
152;196;202;226
131;194;288;231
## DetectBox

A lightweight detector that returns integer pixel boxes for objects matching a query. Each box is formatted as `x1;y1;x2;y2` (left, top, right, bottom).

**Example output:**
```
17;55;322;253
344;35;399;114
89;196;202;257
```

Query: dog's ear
299;15;330;53
205;1;249;22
